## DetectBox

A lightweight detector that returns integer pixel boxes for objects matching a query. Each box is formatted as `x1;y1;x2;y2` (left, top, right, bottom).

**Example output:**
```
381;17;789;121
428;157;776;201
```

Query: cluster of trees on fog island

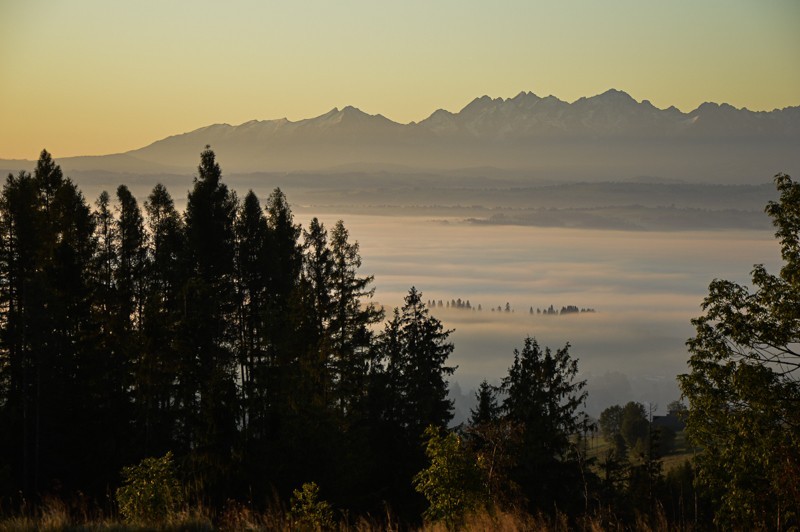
427;299;596;315
0;149;797;530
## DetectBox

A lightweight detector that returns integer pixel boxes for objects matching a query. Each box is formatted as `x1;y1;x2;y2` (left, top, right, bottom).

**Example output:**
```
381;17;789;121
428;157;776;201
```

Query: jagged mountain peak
511;90;542;101
341;105;366;115
461;94;506;113
597;88;635;100
574;88;637;107
692;101;742;114
461;88;645;116
309;105;395;125
87;88;798;177
475;91;545;104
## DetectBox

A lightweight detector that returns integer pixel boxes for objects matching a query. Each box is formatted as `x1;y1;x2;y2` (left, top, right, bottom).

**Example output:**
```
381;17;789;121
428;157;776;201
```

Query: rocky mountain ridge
4;90;798;183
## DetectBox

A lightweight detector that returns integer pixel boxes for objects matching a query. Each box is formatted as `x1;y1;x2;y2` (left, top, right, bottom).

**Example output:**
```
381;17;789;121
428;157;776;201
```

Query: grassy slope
586;430;695;472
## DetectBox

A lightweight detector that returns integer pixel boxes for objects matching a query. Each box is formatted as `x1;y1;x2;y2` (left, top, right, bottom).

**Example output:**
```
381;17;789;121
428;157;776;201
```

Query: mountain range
4;89;799;183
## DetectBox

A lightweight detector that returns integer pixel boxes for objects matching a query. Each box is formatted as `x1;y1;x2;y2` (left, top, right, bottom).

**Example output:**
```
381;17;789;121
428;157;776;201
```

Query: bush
115;451;185;525
289;482;334;531
414;426;488;529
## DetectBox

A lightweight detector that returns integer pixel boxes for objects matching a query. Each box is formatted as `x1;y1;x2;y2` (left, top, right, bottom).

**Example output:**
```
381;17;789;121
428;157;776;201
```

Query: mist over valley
287;212;779;421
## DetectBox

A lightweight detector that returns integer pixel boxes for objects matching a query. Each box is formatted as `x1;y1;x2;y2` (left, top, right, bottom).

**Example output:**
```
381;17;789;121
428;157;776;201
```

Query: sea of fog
294;210;781;422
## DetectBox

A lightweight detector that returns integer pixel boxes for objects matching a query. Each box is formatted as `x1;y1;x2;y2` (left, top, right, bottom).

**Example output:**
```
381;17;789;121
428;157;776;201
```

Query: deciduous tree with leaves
679;173;800;529
413;425;487;529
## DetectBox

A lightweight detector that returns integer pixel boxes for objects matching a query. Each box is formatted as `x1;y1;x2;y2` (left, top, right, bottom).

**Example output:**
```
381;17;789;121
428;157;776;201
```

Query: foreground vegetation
0;495;695;532
678;173;800;528
0;150;796;529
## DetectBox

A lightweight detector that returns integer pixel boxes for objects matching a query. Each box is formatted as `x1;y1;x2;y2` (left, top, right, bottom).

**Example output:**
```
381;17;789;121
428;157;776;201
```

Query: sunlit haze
289;211;781;418
1;0;799;159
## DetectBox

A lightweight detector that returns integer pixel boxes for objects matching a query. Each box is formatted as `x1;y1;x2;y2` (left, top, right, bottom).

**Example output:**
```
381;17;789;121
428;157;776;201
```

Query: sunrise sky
1;0;798;160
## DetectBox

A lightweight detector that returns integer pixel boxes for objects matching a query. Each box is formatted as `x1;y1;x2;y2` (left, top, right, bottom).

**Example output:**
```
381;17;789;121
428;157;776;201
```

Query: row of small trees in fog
427;299;596;314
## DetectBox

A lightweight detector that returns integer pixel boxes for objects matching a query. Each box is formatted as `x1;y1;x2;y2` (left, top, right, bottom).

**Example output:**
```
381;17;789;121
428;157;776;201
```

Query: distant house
652;409;686;432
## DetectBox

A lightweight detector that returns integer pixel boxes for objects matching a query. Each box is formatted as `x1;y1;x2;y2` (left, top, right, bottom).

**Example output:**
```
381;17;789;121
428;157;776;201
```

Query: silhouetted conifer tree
181;146;239;499
469;380;500;427
140;183;186;455
0;151;111;493
263;187;302;415
0;167;48;494
297;217;334;409
368;287;455;519
234;191;270;442
115;185;147;332
501;337;589;513
328;220;383;422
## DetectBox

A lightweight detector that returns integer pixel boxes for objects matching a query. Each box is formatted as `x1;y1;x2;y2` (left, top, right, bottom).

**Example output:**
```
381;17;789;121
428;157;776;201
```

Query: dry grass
417;506;686;532
0;497;213;532
0;500;696;531
419;508;548;532
0;497;70;532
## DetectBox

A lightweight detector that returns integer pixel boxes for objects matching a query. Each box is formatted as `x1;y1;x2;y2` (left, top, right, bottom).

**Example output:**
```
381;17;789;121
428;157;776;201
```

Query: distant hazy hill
4;90;799;183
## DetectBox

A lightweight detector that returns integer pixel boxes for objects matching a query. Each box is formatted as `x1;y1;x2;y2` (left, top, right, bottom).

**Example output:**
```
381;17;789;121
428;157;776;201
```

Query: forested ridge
0;149;797;530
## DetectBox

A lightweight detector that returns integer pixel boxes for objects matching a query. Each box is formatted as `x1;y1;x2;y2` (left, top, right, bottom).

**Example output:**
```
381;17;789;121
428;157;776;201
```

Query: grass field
585;429;696;472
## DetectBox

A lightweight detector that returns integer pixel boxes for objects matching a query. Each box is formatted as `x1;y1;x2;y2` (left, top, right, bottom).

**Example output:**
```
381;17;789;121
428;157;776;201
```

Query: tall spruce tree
88;189;137;487
115;185;147;334
0;151;105;493
233;190;280;495
93;191;117;321
398;287;455;437
328;220;382;421
182;146;239;498
262;187;302;427
264;188;302;362
44;153;106;491
297;217;334;410
234;191;270;441
469;380;501;427
501;337;588;512
368;287;455;518
140;183;186;455
112;185;149;459
0;168;47;494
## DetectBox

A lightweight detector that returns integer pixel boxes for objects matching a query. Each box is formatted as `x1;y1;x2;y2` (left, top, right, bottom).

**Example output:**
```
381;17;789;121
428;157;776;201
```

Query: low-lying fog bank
292;212;780;420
